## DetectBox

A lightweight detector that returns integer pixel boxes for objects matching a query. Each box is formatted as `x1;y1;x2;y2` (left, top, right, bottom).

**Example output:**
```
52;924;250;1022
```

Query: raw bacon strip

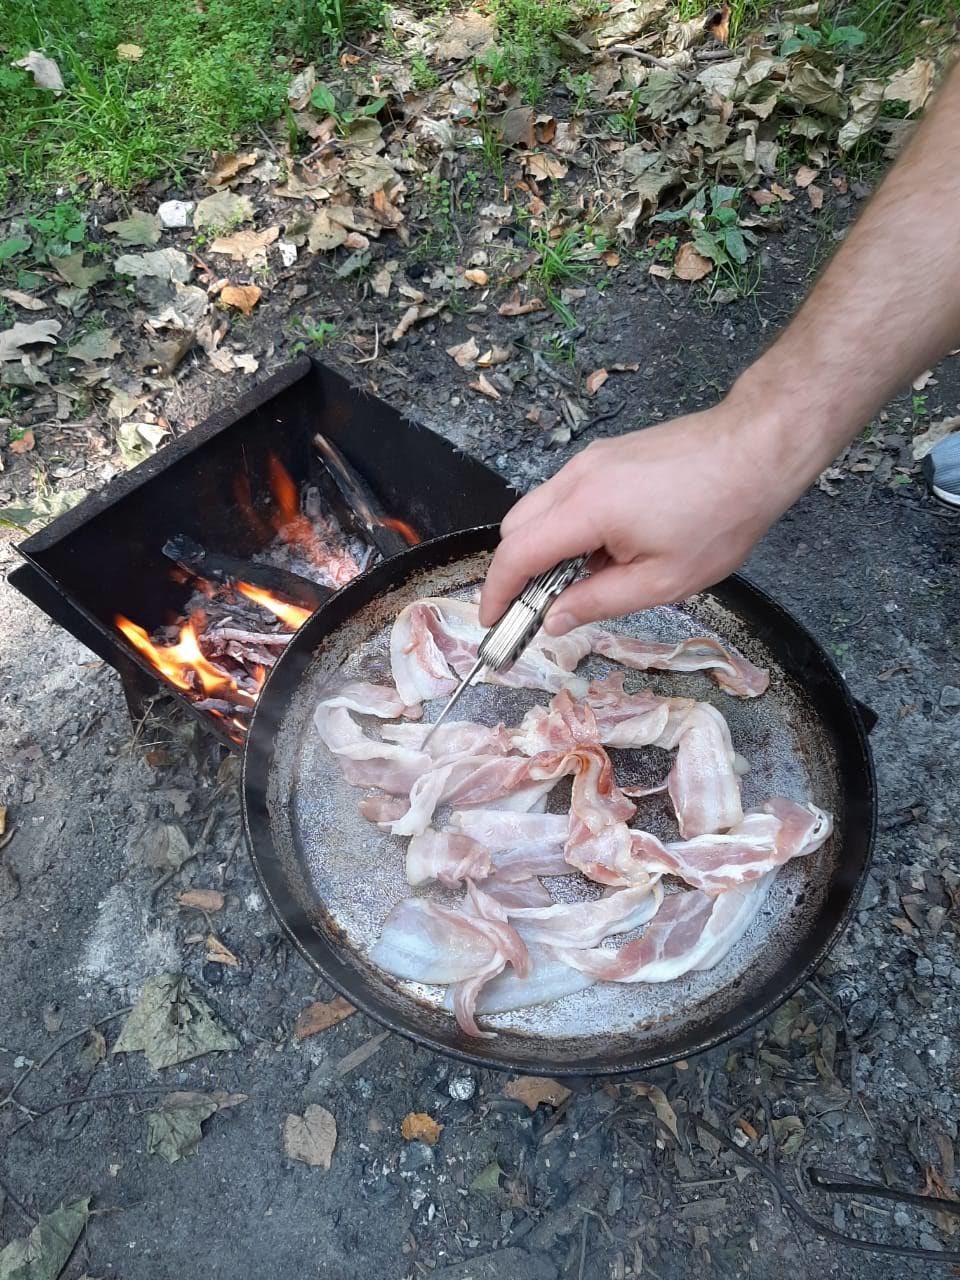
390;597;589;707
552;874;774;983
489;844;573;881
458;937;596;1015
405;829;492;887
449;809;569;851
586;673;696;748
319;680;421;719
382;720;512;759
478;875;555;909
590;630;769;698
666;703;743;838
370;896;526;985
314;704;429;794
503;881;664;947
388;755;561;837
448;882;533;1035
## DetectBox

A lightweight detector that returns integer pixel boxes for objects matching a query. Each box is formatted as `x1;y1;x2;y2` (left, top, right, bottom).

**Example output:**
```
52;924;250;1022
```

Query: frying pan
242;525;876;1076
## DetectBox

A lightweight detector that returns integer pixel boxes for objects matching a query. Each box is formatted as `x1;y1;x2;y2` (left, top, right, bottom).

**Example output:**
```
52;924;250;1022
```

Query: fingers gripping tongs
422;555;587;747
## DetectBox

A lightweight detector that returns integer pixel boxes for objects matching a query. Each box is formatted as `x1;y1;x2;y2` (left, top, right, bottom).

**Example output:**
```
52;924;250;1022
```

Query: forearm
730;60;960;506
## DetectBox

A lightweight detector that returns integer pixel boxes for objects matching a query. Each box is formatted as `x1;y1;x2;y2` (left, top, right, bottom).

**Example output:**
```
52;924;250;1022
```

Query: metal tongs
422;555;587;747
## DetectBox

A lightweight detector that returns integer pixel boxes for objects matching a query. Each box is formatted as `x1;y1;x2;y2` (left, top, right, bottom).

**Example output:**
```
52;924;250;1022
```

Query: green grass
487;0;581;104
0;0;380;198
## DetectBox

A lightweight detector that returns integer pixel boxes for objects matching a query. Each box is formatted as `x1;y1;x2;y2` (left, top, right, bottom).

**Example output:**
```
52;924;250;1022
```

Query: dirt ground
2;209;960;1279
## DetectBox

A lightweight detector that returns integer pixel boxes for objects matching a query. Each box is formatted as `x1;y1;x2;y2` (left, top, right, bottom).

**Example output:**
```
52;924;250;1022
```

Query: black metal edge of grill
241;524;878;1078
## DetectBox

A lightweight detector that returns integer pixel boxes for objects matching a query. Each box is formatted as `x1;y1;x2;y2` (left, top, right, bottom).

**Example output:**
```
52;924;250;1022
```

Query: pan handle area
852;698;879;734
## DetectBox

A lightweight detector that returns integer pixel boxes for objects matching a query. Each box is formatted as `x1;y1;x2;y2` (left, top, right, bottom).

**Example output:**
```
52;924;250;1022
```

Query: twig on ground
0;1007;131;1115
255;123;281;157
807;979;858;1098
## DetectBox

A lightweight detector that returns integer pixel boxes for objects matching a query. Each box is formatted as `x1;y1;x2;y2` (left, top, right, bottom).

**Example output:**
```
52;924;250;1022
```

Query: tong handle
478;555;587;671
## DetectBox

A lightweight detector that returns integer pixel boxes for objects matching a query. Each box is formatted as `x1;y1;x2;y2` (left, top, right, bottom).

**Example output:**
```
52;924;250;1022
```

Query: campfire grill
8;356;518;747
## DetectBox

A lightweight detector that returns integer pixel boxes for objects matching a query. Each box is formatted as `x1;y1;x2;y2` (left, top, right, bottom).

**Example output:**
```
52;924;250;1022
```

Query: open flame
116;615;254;703
236;581;312;630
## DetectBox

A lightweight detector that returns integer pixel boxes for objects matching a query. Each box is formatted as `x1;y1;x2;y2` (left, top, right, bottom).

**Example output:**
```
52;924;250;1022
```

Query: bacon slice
502;881;664;947
405;829;493;887
388;756;559;837
665;703;743;837
478;875;555;909
314;704;429;794
589;630;769;697
382;720;512;759
449;809;568;851
371;889;528;1036
390;597;589;707
319;680;421;719
551;874;773;982
460;936;596;1015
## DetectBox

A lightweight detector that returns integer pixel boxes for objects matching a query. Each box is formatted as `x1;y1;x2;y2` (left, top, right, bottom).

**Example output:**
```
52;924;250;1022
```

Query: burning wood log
163;534;330;611
313;433;419;558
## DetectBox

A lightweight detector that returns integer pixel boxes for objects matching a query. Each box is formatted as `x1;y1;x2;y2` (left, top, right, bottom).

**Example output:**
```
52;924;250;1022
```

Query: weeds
606;88;643;143
489;0;579;105
310;81;386;134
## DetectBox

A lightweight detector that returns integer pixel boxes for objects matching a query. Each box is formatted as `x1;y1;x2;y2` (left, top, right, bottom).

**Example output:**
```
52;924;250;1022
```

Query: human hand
480;401;790;634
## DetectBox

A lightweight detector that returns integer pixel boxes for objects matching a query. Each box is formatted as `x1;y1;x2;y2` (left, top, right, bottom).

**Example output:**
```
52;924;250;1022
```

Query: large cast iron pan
242;525;876;1076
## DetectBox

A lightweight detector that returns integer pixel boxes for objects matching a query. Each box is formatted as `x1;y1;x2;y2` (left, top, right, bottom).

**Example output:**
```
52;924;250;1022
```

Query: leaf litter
0;1199;89;1280
112;973;239;1070
284;1104;337;1169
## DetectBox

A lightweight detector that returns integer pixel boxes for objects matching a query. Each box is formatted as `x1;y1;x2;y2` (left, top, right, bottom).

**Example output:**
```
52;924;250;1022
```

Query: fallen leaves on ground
67;329;122;363
674;241;713;281
12;52;64;92
0;1198;89;1280
446;336;479;369
104;209;161;246
208;151;258;187
219;284;261;316
50;253;109;290
284;1104;337;1169
209;226;279;263
584;368;608;395
912;416;960;461
0;289;46;311
133;823;192;871
502;1076;572;1111
116;43;144;61
293;996;356;1040
771;1115;805;1157
193;191;255;231
628;1082;679;1139
112;973;239;1070
884;57;936;115
470;1161;504;1194
9;430;35;455
204;934;239;967
176;888;224;912
147;1093;219;1164
390;301;443;341
115;249;191;284
117;419;171;464
400;1112;443;1145
498;290;545;317
0;489;86;532
793;165;819;189
0;318;61;361
469;373;501;400
78;1028;107;1069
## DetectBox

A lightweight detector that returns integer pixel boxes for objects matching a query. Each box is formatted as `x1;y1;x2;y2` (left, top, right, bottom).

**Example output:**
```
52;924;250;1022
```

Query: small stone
933;961;952;978
158;200;194;229
895;1046;930;1087
400;1141;435;1171
919;1233;943;1253
448;1075;476;1102
915;956;934;978
278;239;298;267
950;968;960;987
846;997;877;1037
893;1209;911;1228
939;685;960;708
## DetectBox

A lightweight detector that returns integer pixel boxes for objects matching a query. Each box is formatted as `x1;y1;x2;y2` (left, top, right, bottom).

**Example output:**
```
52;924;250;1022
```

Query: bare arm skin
480;62;960;634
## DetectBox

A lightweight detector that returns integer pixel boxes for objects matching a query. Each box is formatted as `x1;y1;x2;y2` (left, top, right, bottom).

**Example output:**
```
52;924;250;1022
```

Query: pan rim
241;524;877;1077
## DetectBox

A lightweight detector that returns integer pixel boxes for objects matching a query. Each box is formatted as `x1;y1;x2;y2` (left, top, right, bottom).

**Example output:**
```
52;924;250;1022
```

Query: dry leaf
736;1116;759;1142
0;318;61;361
750;189;777;207
284;1104;337;1169
177;888;224;912
370;265;394;297
306;209;348;253
9;430;35;454
400;1112;444;1145
13;51;64;92
807;184;824;210
209;226;279;263
609;362;640;373
464;268;489;286
104;209;161;246
446;336;479;368
705;2;730;43
584;368;608;396
205;934;240;967
912;416;960;461
209;151;258;187
469;373;501;400
525;153;568;181
603;251;621;267
648;262;673;279
770;181;795;202
793;165;819;188
390;302;442;341
193;190;254;230
477;345;512;367
628;1082;679;1139
501;106;536;148
884;57;935;115
117;43;144;60
1;289;46;311
912;369;933;391
498;291;545;317
674;241;713;281
371;187;405;228
502;1076;572;1111
0;806;6;837
293;996;356;1040
220;284;261;316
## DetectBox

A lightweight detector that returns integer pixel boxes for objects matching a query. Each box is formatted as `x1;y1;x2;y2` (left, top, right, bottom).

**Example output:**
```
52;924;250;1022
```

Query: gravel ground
2;218;959;1279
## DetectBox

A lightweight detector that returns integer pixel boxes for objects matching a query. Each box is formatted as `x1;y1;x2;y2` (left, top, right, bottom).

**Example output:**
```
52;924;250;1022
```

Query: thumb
543;561;673;634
